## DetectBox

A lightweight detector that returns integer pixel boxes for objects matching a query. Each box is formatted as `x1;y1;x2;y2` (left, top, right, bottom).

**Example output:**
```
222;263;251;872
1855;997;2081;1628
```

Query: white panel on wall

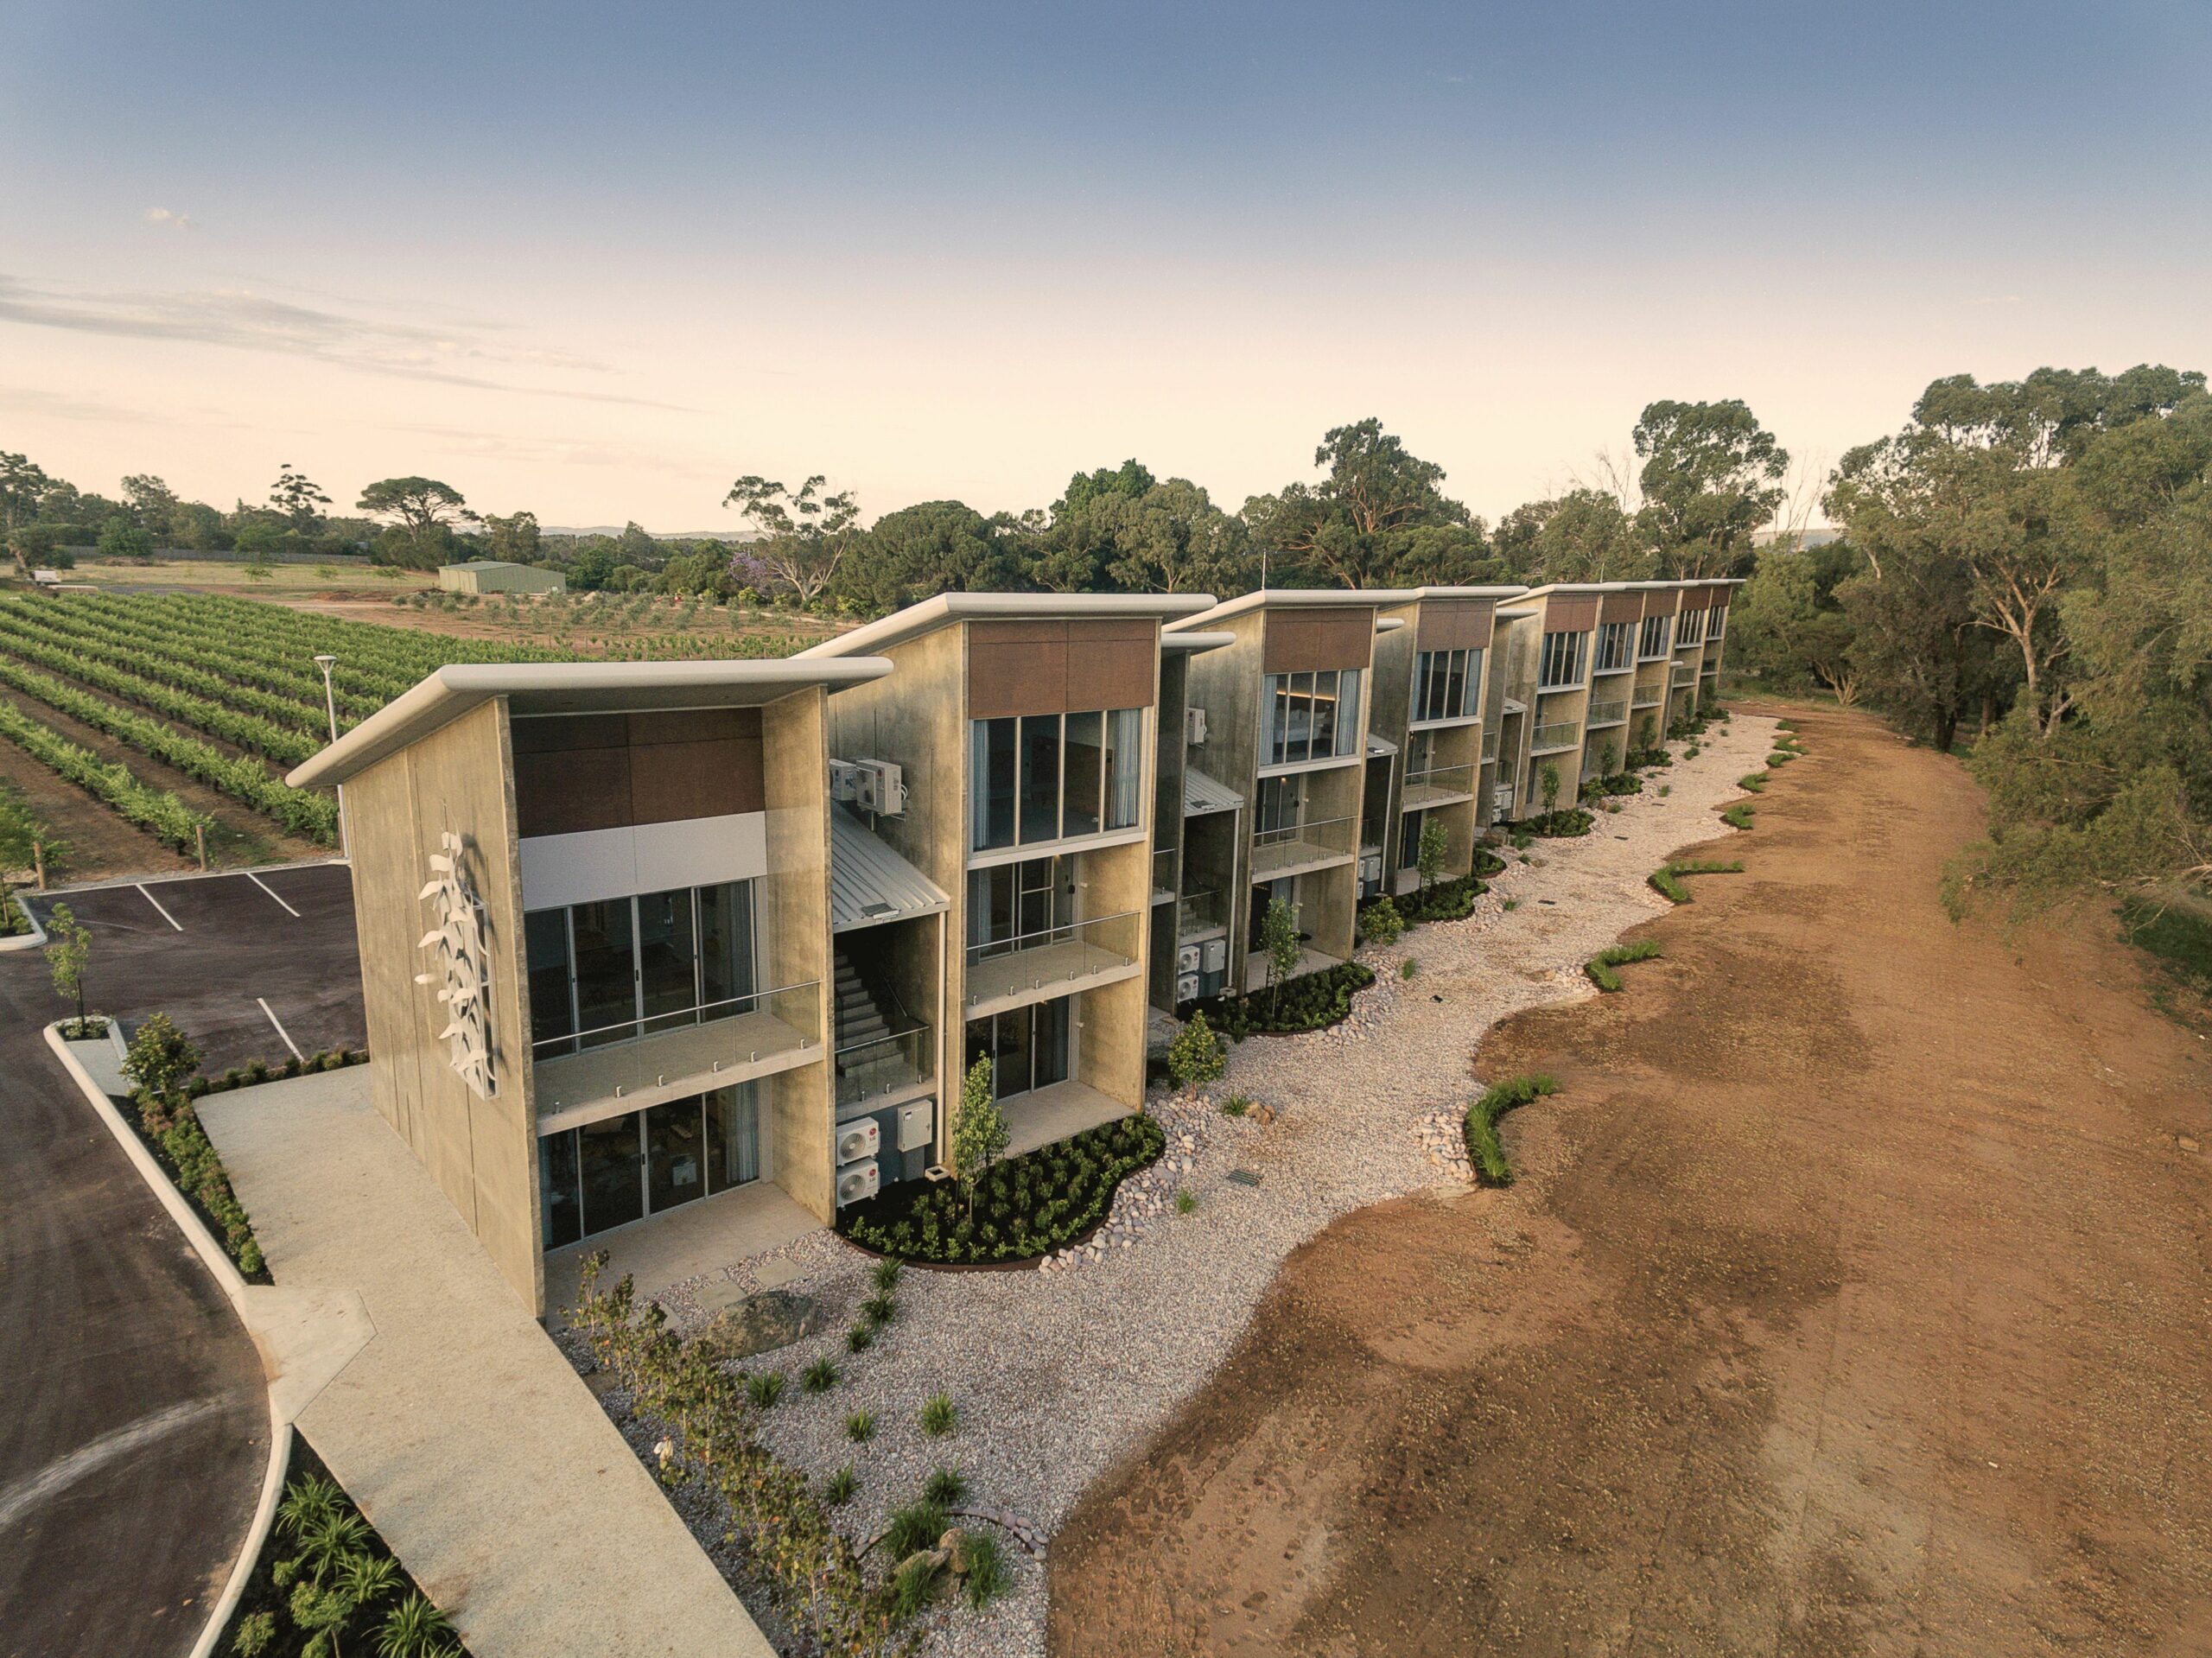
518;812;769;911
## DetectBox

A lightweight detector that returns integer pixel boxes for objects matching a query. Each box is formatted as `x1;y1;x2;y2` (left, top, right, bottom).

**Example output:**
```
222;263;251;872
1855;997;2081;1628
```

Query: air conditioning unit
1202;938;1227;973
1176;942;1201;975
896;1100;934;1153
829;758;906;816
1359;853;1382;886
1177;972;1201;1002
836;1159;880;1206
1185;706;1209;746
836;1118;880;1165
1492;785;1516;813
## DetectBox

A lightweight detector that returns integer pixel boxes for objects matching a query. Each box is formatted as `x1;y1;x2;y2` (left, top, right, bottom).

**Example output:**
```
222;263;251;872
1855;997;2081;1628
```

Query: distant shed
438;560;566;595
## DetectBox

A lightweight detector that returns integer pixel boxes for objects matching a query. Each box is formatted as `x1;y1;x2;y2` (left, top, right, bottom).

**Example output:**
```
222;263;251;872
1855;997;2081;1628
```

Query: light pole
314;654;350;862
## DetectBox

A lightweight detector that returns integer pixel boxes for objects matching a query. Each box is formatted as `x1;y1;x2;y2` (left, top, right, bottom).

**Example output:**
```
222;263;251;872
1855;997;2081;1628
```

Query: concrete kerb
26;854;350;901
0;901;47;953
41;1024;298;1658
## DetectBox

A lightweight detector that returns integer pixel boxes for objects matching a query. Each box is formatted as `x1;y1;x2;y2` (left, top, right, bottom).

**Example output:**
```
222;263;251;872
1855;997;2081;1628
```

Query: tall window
1412;648;1481;722
1710;602;1728;638
1593;622;1632;674
967;855;1071;954
527;880;758;1056
963;999;1071;1102
1261;668;1363;765
1678;608;1706;646
970;708;1144;852
1537;630;1587;689
1638;613;1671;659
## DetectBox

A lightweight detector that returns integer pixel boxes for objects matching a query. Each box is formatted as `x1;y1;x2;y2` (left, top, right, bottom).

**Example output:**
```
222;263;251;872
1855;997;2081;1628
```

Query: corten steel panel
1599;591;1643;626
1263;609;1373;673
510;713;626;754
624;708;762;747
1644;586;1682;617
1065;619;1157;710
1415;600;1495;652
517;745;631;836
627;736;763;823
1541;595;1600;633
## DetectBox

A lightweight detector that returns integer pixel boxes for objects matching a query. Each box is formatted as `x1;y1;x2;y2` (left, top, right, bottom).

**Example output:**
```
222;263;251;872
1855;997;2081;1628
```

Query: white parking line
256;998;306;1062
245;872;302;918
135;884;183;932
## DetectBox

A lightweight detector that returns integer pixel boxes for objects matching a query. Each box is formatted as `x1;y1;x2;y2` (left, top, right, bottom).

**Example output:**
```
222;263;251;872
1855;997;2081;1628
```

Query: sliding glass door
540;1082;763;1248
527;880;759;1057
961;999;1072;1103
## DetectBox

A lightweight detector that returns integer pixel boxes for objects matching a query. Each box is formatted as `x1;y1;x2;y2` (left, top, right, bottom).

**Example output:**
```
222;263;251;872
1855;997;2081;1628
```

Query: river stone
696;1290;822;1361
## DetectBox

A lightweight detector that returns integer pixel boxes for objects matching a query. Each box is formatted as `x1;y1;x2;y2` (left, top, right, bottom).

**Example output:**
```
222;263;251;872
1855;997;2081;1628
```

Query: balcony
534;982;822;1126
1250;813;1358;881
1177;887;1228;939
964;911;1142;1016
1587;700;1628;728
1402;763;1478;810
834;1025;934;1110
1631;686;1665;708
1151;844;1178;906
1672;663;1697;685
1529;721;1581;754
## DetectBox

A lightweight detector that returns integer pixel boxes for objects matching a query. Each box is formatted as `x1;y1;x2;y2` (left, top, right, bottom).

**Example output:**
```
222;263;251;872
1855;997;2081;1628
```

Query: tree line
1726;364;2210;923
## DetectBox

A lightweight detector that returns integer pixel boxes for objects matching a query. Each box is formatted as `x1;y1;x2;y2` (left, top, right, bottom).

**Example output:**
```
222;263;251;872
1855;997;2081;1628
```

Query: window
526;880;759;1056
538;1083;760;1248
963;1000;1071;1102
1594;622;1632;674
1261;668;1363;765
971;708;1145;851
1537;630;1587;689
1710;603;1728;638
967;856;1071;954
1412;648;1482;722
1256;774;1301;835
1638;613;1671;659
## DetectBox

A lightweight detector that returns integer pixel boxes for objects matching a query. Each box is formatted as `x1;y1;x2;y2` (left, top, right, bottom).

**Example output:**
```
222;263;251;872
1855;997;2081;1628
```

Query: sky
4;0;2209;532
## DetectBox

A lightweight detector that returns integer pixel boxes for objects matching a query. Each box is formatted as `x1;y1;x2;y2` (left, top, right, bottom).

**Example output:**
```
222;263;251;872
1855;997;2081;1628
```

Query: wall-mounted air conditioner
1176;942;1201;975
1492;785;1516;813
829;758;906;816
836;1159;880;1206
896;1101;934;1153
1359;853;1382;886
1202;938;1227;973
1185;707;1209;746
836;1118;880;1165
1177;972;1201;1002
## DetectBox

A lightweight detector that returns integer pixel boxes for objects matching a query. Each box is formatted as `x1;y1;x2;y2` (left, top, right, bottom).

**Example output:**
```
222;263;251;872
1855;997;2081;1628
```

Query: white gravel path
573;712;1777;1656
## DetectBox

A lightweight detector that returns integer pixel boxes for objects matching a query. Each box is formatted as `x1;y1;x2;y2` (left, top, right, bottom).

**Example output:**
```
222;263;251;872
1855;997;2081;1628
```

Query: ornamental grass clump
1585;939;1662;992
1721;802;1756;830
1461;1073;1560;1187
920;1394;957;1438
1738;771;1769;792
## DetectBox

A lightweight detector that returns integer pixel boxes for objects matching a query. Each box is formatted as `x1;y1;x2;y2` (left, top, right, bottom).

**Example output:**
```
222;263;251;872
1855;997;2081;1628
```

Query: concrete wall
760;689;835;1221
346;698;543;1314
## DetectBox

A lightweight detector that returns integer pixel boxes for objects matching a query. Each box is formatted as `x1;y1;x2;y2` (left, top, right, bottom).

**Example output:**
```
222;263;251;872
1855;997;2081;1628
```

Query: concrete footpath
198;1070;774;1658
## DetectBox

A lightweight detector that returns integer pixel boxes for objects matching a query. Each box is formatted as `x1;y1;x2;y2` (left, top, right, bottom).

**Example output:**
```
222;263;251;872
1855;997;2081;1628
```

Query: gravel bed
570;713;1777;1656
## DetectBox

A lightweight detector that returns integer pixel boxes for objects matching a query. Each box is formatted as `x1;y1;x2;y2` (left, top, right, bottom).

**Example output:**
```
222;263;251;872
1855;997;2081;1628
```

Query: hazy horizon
6;1;2207;529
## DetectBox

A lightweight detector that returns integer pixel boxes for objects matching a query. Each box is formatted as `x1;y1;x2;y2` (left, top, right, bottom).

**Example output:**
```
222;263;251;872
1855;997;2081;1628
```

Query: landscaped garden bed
1396;873;1484;924
1524;806;1596;838
1180;959;1377;1038
836;1113;1166;1265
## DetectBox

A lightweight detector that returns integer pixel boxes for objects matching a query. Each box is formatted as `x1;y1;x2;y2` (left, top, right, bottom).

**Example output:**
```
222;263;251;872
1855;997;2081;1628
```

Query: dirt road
1051;708;2212;1657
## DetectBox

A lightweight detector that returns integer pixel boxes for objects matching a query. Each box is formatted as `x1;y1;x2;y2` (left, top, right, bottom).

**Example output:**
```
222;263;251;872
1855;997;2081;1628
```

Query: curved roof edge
288;657;893;791
796;593;1219;661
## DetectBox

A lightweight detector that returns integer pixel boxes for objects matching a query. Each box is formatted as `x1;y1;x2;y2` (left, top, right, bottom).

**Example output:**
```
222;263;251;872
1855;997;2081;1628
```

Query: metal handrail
1672;662;1696;684
532;980;820;1061
1178;888;1226;935
1530;721;1581;752
1253;812;1355;848
1403;764;1477;797
834;1025;933;1105
1631;687;1665;707
965;909;1139;966
1587;700;1628;726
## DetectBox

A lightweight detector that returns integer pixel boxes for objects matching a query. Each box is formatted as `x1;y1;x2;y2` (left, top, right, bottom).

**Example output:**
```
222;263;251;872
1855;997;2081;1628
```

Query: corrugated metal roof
1183;769;1243;816
830;806;950;932
1366;734;1398;758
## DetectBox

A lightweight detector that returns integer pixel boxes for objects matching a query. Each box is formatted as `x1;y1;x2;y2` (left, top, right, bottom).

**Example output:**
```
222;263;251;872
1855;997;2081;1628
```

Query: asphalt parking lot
23;861;365;1072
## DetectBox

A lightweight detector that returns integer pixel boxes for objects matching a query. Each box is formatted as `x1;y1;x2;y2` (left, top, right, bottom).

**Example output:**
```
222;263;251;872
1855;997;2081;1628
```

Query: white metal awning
830;807;949;932
1182;770;1243;817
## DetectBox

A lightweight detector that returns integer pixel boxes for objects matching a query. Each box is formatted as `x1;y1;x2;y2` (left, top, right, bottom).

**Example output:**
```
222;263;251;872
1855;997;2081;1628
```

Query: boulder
695;1289;821;1362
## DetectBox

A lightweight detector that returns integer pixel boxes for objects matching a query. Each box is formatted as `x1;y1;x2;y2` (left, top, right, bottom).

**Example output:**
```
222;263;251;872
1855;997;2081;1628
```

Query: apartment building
794;594;1214;1169
288;658;889;1316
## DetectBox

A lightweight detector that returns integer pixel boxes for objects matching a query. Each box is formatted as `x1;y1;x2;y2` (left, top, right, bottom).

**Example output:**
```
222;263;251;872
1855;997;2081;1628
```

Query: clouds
0;272;690;410
142;207;194;230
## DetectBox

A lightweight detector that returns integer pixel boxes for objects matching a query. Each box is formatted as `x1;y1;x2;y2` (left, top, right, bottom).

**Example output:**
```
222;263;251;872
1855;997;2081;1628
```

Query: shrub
1398;873;1483;924
1738;771;1768;792
1400;958;1417;980
1165;1011;1227;1090
1174;1187;1198;1215
924;1466;967;1505
1502;898;1519;912
846;1410;877;1443
920;1394;957;1438
803;1357;840;1394
1649;865;1692;904
1721;803;1755;830
1768;750;1797;766
1461;1074;1560;1186
1525;807;1595;839
883;1499;950;1560
123;1012;200;1097
1585;939;1662;992
1357;895;1405;946
746;1371;785;1410
823;1465;857;1506
1220;1095;1251;1118
1657;784;1672;797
